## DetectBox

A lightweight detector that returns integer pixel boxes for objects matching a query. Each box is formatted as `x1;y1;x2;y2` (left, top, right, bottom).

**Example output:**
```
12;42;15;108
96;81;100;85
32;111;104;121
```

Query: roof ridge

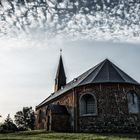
107;60;110;81
110;61;126;82
110;61;138;84
77;60;105;86
90;59;108;82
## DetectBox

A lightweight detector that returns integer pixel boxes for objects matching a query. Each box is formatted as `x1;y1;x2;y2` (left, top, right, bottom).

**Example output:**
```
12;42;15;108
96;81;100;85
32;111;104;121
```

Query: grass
0;130;139;140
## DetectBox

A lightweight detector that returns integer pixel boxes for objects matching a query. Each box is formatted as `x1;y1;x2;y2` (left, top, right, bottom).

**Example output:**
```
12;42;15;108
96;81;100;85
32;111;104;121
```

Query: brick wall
36;91;74;131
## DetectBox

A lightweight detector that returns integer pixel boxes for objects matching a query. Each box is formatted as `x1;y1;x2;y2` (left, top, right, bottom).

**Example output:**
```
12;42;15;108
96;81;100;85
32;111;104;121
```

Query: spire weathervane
60;49;62;55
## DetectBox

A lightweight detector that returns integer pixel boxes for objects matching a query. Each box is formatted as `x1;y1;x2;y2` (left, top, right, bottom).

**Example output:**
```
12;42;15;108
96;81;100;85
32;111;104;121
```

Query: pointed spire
54;50;66;92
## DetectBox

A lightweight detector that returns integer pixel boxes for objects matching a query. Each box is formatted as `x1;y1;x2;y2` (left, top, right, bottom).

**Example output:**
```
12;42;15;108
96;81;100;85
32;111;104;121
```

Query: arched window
80;93;97;116
127;91;139;114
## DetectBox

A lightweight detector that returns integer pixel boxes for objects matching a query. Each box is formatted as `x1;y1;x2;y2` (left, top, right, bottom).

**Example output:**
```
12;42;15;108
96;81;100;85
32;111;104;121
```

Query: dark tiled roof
37;59;139;108
47;104;69;114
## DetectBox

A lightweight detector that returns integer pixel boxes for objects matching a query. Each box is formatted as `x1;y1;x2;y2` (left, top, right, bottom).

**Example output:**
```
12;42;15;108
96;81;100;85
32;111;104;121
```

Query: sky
0;37;140;121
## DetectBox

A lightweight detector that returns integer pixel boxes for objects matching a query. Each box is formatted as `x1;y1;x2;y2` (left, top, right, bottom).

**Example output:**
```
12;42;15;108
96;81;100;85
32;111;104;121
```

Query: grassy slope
0;131;139;140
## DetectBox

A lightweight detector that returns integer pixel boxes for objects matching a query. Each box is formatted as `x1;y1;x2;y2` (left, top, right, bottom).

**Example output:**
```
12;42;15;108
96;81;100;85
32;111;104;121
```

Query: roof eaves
36;83;76;108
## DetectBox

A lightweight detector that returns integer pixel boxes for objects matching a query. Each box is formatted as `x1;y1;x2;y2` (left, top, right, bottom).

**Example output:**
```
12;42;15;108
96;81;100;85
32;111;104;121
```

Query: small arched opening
80;93;97;116
127;91;139;114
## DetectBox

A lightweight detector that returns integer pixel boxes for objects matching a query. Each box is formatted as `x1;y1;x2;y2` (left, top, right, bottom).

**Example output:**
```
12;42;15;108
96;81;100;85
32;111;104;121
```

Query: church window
127;91;139;114
80;93;97;116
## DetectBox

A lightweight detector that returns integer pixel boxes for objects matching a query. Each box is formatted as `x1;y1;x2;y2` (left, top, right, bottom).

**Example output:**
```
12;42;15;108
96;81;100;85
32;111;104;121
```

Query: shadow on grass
0;130;140;140
15;130;48;135
87;132;140;139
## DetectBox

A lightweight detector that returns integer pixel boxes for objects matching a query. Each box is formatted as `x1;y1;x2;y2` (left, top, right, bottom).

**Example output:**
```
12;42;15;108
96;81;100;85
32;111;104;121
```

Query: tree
0;114;18;133
14;107;35;130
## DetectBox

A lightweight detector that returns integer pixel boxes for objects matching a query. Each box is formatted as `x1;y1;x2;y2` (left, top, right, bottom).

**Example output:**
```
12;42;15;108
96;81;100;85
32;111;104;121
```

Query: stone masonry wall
77;84;140;133
36;83;140;133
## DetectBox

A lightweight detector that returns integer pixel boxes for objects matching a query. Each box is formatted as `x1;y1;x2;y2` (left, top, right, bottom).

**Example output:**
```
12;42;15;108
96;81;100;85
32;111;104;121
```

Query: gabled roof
37;59;139;108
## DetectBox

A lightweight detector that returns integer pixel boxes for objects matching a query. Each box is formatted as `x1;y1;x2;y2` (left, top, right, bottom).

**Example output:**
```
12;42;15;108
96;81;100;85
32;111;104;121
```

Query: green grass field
0;131;139;140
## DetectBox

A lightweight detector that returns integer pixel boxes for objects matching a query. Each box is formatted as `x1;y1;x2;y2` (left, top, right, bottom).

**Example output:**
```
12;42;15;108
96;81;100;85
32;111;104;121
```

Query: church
35;54;140;133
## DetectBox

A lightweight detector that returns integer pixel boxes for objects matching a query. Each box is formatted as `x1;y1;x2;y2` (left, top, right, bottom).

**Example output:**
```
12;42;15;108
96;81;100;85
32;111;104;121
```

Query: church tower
54;50;66;92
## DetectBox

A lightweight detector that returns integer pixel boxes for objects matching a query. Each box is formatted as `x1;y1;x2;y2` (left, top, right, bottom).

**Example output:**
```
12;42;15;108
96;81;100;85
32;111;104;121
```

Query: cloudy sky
0;36;140;121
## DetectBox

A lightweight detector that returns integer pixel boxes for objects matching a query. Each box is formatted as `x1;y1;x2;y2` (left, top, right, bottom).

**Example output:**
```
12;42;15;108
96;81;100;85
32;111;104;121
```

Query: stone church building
36;55;140;133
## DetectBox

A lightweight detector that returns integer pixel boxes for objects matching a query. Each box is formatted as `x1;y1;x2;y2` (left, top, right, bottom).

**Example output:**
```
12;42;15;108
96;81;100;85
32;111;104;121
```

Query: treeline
0;107;35;133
